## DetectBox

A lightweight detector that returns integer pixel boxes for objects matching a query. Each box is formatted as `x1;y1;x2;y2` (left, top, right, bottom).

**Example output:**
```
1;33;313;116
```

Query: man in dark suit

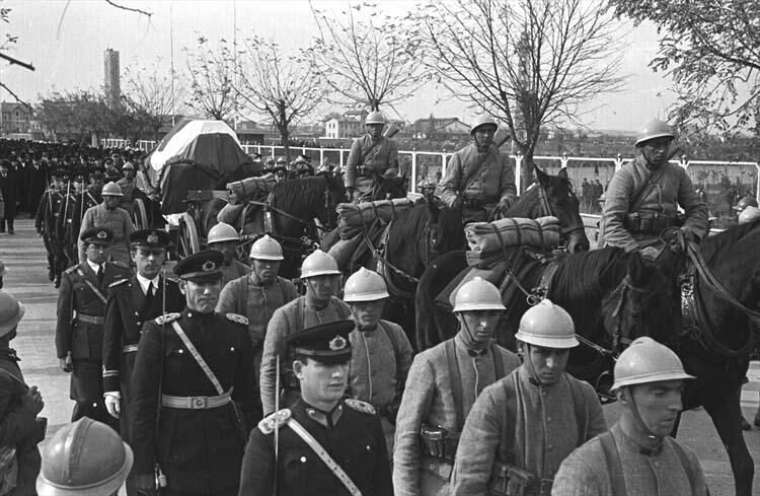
0;160;19;234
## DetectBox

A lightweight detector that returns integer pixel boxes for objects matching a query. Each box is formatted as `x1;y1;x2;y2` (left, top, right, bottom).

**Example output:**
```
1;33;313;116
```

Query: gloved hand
104;391;121;419
640;246;660;261
59;353;72;373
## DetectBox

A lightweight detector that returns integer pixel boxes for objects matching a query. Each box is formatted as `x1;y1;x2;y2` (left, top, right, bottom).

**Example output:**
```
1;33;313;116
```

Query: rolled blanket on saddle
226;174;276;202
465;216;560;258
336;195;421;239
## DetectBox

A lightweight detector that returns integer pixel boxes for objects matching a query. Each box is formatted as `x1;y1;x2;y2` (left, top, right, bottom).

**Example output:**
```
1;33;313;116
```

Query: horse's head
317;172;346;231
425;197;467;257
374;172;408;200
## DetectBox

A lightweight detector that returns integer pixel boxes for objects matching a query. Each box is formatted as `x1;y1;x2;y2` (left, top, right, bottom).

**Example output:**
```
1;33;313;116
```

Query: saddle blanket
465;216;560;255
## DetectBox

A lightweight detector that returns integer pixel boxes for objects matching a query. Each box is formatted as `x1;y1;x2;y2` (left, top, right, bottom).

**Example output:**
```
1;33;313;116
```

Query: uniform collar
136;273;160;295
300;399;343;429
454;333;491;356
86;259;102;275
613;422;664;456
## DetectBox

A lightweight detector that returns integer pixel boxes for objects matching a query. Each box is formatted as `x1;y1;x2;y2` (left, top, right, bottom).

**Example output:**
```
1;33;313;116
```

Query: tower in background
104;48;120;109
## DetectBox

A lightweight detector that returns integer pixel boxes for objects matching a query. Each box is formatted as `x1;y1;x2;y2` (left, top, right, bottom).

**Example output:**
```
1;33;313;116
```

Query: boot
7;218;14;235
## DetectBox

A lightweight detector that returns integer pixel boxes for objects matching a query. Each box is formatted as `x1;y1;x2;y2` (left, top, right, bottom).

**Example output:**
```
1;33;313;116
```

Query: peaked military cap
81;227;114;245
174;250;223;282
129;229;171;249
287;320;354;364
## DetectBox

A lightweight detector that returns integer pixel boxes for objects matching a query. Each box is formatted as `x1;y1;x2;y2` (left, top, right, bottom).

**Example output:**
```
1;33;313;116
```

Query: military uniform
56;254;129;425
345;134;399;200
600;156;709;251
78;202;134;265
35;185;66;283
435;142;516;223
393;334;520;496
219;258;250;288
449;365;607;496
116;176;136;210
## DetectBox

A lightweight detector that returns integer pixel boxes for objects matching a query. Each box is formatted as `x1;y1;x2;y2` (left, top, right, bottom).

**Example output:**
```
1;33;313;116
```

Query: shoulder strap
76;268;108;305
171;321;224;395
669;439;696;494
444;339;465;431
569;378;587;442
599;431;626;496
287;418;363;496
459;148;493;195
378;321;400;361
630;166;666;212
490;345;505;379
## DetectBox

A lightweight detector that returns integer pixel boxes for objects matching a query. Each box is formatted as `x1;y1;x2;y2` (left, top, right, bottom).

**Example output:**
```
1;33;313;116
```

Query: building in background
0;102;33;136
323;109;368;139
104;48;120;109
411;116;470;139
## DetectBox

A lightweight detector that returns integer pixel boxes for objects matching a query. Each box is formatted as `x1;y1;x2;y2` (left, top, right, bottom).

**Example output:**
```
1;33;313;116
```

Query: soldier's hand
22;386;44;415
104;392;121;419
59;354;73;373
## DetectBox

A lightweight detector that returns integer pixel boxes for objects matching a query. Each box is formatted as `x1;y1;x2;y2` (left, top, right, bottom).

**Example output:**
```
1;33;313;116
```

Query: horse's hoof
741;417;752;431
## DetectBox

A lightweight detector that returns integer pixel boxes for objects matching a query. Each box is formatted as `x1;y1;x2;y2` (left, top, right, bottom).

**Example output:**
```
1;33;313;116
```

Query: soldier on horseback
345;111;399;202
600;119;709;260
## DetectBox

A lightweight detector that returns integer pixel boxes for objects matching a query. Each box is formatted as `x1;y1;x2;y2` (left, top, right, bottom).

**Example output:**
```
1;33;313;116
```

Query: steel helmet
470;115;498;135
36;418;133;496
611;336;694;391
100;182;123;197
300;249;341;278
0;291;24;337
452;277;506;312
739;205;760;224
249;234;284;261
344;267;389;302
207;222;239;244
515;299;578;349
365;111;386;125
635;119;675;146
733;195;758;212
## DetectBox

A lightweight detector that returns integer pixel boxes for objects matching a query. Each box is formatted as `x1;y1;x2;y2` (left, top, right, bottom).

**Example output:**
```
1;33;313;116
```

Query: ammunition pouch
624;211;683;235
489;463;552;496
419;424;460;463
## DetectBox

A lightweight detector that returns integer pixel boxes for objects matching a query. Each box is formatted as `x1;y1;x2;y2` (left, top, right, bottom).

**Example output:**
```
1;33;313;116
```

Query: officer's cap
287;320;354;365
174;250;223;283
129;229;170;250
81;227;113;246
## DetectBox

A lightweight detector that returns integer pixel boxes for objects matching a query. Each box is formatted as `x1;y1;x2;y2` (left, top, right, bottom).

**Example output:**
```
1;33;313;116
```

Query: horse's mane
270;176;326;212
700;219;760;259
386;203;431;252
551;247;627;302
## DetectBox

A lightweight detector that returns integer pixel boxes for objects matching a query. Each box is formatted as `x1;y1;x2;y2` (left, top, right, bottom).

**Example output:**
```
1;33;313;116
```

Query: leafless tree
412;0;624;188
309;1;425;111
122;60;179;140
185;36;237;122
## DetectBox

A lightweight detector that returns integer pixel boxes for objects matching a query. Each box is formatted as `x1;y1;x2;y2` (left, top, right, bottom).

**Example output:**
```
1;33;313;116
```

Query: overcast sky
2;0;675;131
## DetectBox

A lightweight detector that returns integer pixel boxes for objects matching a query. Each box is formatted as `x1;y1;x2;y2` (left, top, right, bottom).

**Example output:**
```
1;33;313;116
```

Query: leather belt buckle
191;396;208;409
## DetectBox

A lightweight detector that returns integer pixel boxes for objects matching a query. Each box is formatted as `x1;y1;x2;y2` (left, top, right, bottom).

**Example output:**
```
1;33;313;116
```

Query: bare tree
413;0;624;188
309;1;425;111
36;90;110;142
122;60;179;140
233;35;325;158
184;36;237;122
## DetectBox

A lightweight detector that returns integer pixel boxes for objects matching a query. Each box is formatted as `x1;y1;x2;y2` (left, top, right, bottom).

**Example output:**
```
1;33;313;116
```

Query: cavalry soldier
206;222;250;287
216;234;298;415
36;168;66;286
600;119;709;260
239;320;393;496
78;181;134;266
344;267;413;452
131;250;257;496
345;110;399;202
56;228;129;427
260;249;350;415
394;278;520;496
552;337;708;495
449;299;606;496
435;116;517;224
37;418;133;496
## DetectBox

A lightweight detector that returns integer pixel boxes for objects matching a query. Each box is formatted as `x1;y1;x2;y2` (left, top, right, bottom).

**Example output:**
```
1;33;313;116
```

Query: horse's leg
703;384;755;496
415;250;466;349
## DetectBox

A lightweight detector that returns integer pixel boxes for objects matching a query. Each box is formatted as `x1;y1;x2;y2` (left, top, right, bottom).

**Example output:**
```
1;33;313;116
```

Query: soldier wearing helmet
553;337;708;496
450;299;606;496
259;250;351;415
116;161;137;210
435;116;517;224
77;181;134;266
600;119;708;260
394;278;520;496
216;235;298;414
206;222;250;286
345;110;400;202
344;268;414;452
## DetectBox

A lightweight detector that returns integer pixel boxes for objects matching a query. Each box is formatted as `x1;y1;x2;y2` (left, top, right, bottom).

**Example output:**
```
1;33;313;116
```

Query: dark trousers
0;218;13;233
70;360;119;431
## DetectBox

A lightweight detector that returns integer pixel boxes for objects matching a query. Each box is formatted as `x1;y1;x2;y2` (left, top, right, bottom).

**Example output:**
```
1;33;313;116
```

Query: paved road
1;218;759;494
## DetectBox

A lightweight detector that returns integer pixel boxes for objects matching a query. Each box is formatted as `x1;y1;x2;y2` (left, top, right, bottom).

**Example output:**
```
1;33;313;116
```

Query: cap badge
97;230;107;239
202;260;217;272
329;335;347;351
147;232;159;244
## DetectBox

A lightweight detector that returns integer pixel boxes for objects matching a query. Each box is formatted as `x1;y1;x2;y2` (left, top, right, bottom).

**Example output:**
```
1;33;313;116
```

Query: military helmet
343;267;389;302
611;337;694;391
470;115;498;135
249;234;284;261
0;291;24;337
206;222;239;244
36;418;133;496
452;277;506;313
635;119;675;146
733;195;758;212
100;182;123;197
515;299;578;349
365;111;386;125
739;205;760;224
300;250;341;279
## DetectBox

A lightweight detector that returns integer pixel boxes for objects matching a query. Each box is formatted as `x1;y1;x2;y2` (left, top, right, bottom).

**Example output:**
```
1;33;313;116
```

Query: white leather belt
122;345;138;353
160;391;232;410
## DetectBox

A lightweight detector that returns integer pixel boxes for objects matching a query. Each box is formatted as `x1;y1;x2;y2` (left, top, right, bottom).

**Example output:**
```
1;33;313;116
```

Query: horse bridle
535;179;585;243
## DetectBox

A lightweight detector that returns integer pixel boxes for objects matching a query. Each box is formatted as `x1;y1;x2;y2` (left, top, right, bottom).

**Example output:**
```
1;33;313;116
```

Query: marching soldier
345;111;399;202
393;278;520;496
131;250;257;496
78;181;134;265
36;168;66;285
260;250;351;415
206;222;250;287
435;116;517;223
56;227;129;427
239;320;393;496
344;267;413;452
449;299;607;496
58;168;87;270
600;119;709;259
552;337;708;495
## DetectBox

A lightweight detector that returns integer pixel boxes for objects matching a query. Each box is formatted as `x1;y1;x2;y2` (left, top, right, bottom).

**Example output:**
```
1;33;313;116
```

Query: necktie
97;265;104;285
147;282;154;299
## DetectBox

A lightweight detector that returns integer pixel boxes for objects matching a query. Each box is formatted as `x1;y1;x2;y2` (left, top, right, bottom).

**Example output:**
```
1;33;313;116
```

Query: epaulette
154;313;181;325
344;398;376;415
225;313;249;326
109;260;130;271
108;278;129;288
258;409;292;434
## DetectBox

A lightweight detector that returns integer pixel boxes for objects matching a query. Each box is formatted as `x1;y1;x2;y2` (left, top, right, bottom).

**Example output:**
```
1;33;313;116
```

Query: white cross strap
171;321;224;395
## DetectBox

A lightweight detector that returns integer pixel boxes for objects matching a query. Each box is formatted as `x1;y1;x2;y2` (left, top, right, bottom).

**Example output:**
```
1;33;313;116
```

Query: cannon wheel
177;212;200;258
132;198;149;230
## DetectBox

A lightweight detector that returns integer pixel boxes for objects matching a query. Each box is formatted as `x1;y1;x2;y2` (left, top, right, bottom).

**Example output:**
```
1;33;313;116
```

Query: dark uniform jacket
240;398;393;496
130;310;256;494
0;168;19;219
34;188;63;238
